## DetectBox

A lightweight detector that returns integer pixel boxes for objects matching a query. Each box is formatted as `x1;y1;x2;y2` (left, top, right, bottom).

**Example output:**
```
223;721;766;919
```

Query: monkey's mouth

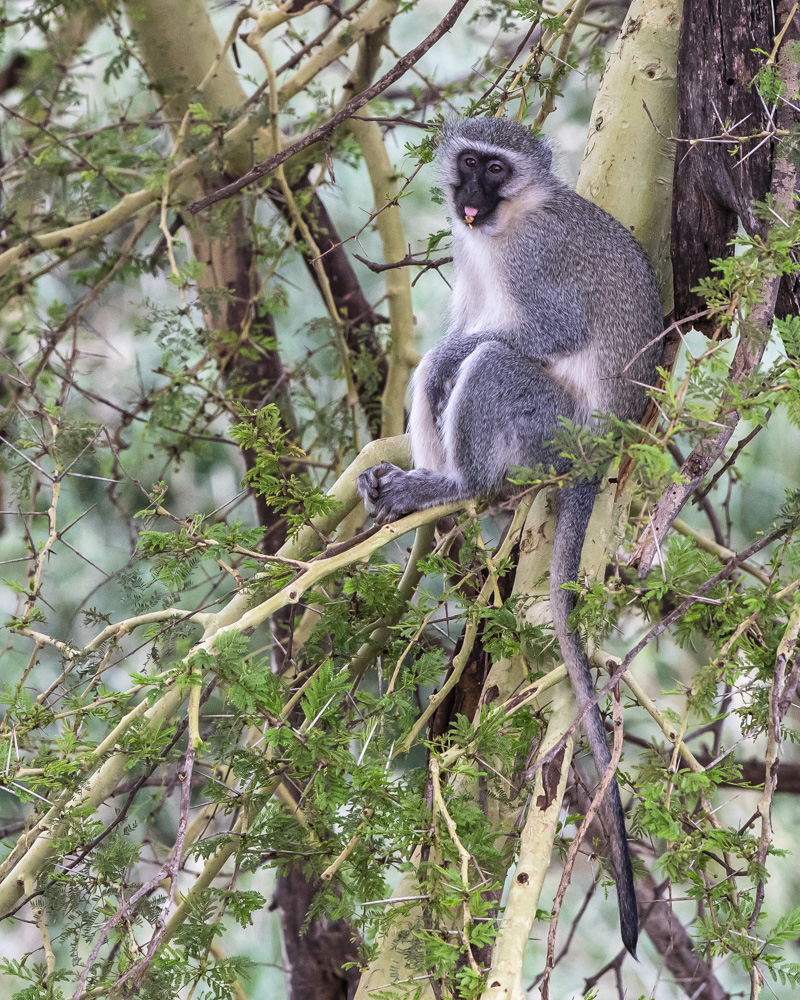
455;189;503;228
461;204;494;228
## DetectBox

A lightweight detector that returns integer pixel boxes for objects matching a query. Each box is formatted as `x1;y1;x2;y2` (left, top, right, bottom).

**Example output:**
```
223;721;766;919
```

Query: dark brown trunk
270;174;388;437
671;0;773;331
194;194;300;553
273;865;361;1000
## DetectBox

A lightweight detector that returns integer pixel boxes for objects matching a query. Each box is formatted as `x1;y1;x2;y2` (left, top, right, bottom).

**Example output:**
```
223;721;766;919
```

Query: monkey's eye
487;161;505;175
464;155;477;168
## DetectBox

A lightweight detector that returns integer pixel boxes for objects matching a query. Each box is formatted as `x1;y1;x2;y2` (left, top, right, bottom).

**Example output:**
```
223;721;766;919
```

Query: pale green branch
480;678;576;1000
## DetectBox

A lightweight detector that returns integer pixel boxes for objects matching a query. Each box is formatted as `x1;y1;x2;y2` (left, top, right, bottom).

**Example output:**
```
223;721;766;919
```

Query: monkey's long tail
550;478;639;958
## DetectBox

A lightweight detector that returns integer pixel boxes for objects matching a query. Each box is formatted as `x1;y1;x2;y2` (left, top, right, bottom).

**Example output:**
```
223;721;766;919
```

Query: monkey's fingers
357;466;384;501
357;464;416;523
356;469;379;510
373;501;404;524
357;464;404;513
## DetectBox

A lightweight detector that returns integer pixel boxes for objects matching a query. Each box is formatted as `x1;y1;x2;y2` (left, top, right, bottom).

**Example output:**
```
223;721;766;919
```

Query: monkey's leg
360;342;578;523
424;333;499;424
441;340;578;491
409;335;501;473
408;352;447;473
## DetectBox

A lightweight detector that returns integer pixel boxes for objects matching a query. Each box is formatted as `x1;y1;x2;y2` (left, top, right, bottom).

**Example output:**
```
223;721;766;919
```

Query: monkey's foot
356;463;415;524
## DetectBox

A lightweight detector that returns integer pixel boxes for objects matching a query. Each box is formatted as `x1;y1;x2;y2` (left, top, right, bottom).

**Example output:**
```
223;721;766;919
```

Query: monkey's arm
518;282;591;358
362;344;579;522
425;332;500;423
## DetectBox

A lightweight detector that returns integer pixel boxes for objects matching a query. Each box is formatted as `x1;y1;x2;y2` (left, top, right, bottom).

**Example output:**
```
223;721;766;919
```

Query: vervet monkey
356;117;663;955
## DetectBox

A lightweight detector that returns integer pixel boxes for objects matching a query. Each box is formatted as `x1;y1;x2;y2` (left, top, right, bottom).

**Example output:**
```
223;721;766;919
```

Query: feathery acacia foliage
2;2;800;999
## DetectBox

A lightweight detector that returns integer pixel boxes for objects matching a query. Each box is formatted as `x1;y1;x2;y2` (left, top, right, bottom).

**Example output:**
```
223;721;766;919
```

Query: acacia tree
2;1;800;999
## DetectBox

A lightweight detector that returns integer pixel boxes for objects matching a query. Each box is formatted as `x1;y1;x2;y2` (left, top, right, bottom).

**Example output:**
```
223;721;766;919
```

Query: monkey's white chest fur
449;229;519;335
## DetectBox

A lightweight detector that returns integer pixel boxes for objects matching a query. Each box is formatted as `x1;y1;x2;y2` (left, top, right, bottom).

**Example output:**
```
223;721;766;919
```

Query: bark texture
274;866;361;1000
631;0;800;573
671;0;774;330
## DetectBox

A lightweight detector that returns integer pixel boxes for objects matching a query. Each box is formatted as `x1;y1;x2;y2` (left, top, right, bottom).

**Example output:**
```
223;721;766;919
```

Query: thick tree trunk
629;0;800;573
671;0;774;330
274;866;361;1000
577;0;681;310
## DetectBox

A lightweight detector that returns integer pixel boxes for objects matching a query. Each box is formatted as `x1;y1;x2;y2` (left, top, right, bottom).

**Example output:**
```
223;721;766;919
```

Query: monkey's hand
356;464;416;524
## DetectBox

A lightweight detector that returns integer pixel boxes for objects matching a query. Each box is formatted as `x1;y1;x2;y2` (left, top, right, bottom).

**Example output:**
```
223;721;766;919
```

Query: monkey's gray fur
356;117;663;956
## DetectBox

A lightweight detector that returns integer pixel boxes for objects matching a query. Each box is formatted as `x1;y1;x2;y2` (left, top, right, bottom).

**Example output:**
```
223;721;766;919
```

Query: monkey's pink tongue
464;207;478;219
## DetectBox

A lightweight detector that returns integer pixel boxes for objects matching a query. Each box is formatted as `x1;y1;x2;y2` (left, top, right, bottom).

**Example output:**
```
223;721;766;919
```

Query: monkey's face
452;150;510;228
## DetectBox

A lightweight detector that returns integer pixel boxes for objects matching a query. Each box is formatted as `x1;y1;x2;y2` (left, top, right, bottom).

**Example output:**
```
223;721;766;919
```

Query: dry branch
187;0;471;214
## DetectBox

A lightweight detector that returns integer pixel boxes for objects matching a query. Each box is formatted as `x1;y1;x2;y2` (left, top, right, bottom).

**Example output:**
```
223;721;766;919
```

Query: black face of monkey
453;150;511;227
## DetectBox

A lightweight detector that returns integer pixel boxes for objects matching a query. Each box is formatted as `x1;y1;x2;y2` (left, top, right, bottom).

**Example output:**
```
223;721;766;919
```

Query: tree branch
187;0;471;215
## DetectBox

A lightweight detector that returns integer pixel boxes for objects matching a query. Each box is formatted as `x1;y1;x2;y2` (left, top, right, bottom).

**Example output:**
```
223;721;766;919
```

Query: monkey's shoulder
525;186;655;266
505;187;663;317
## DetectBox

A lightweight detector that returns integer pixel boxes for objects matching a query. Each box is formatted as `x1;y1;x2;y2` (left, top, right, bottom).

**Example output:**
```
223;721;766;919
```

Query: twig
693;413;772;504
105;748;196;996
533;0;593;128
746;595;800;996
243;27;361;446
634;500;772;586
537;521;796;775
352;251;453;274
72;749;195;1000
24;875;55;976
767;2;799;65
320;809;374;881
430;757;480;974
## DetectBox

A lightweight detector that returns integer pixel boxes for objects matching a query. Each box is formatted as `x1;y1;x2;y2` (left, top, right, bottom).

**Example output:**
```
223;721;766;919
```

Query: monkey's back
499;183;664;421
